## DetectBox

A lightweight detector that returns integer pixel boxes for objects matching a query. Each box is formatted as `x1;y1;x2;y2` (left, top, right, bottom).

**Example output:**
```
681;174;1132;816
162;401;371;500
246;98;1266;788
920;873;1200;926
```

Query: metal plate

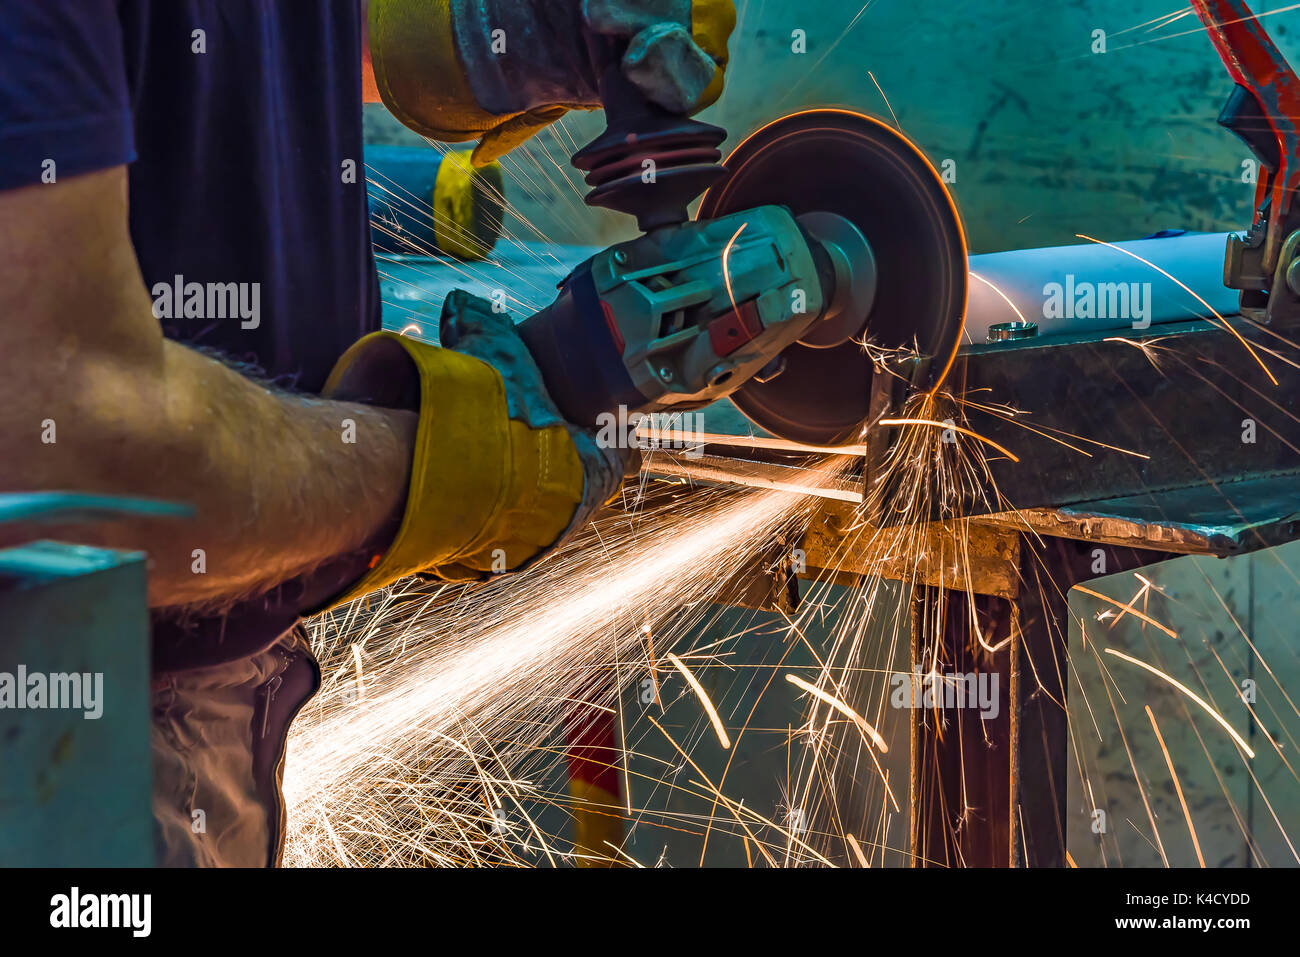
977;471;1300;558
940;317;1300;521
698;110;968;446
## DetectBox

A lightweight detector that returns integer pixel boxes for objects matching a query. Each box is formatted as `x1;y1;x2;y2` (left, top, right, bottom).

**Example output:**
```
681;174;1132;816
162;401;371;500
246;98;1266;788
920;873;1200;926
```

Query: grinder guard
699;110;969;446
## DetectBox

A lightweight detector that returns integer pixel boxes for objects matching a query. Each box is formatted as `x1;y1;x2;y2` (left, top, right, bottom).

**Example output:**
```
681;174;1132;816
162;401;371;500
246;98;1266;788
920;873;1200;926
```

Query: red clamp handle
1192;0;1300;269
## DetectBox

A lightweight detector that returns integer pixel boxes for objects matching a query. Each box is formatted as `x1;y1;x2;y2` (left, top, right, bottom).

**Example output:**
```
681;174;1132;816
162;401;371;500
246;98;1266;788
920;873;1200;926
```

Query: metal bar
801;501;1022;598
1012;536;1181;867
634;425;868;457
939;317;1300;518
1008;600;1022;867
0;491;192;525
911;588;1015;867
641;451;864;502
908;593;922;868
977;469;1300;557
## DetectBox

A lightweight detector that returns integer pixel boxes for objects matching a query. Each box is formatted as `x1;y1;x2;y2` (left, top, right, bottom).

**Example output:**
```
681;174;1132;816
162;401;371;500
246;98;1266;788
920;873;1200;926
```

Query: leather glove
320;291;628;605
369;0;737;165
437;289;632;543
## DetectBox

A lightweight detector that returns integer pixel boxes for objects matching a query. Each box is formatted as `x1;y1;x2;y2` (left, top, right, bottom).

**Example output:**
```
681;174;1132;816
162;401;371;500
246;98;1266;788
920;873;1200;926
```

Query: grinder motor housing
517;204;875;430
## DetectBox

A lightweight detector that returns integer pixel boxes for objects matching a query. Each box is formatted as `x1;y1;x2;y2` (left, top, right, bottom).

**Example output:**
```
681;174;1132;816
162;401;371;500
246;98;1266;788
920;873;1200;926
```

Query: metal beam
934;316;1300;517
801;501;1021;599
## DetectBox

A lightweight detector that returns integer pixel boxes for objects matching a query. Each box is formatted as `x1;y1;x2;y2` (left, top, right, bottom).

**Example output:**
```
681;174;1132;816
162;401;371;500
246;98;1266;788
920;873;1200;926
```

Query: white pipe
964;231;1242;342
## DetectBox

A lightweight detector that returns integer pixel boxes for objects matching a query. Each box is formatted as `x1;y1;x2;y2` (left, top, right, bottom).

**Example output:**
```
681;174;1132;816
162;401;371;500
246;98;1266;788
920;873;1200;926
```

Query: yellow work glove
369;0;736;165
322;291;628;605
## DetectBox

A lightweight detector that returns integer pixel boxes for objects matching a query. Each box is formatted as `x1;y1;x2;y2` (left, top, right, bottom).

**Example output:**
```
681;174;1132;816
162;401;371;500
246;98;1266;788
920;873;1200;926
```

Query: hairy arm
0;167;417;608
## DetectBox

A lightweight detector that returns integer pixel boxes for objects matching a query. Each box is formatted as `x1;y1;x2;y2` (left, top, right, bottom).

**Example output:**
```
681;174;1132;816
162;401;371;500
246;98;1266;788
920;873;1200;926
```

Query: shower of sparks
284;463;848;866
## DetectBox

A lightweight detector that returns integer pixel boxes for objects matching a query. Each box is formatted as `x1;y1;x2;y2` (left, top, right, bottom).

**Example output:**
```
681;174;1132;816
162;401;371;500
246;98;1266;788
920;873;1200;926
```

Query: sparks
1104;647;1255;759
667;652;731;750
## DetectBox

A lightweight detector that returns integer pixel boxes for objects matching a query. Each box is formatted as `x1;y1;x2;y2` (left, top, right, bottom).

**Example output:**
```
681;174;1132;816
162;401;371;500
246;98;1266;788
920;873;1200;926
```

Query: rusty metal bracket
801;500;1021;599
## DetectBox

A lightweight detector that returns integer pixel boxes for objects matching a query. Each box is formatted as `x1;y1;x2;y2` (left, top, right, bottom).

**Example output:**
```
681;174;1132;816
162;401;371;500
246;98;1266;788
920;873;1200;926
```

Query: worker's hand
438;288;633;531
368;0;736;164
319;291;628;605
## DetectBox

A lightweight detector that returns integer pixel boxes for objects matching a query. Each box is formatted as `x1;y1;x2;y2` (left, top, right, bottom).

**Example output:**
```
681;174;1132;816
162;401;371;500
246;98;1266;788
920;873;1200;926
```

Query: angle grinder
518;66;968;447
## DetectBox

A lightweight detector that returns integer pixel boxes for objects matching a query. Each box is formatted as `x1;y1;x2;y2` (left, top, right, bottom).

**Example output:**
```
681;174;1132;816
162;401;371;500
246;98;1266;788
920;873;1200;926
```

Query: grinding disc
698;110;968;446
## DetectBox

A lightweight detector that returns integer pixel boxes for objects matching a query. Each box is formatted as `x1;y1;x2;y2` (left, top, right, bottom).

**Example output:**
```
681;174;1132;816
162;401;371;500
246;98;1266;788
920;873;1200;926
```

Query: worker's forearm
3;334;417;609
0;167;418;609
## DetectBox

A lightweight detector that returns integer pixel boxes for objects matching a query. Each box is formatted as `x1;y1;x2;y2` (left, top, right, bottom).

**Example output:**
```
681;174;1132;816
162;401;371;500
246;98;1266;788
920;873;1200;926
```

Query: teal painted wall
365;0;1299;251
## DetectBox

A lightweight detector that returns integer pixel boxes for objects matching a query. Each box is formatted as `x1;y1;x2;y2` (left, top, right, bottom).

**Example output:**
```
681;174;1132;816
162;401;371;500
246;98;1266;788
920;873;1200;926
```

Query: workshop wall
364;0;1299;252
1067;542;1300;867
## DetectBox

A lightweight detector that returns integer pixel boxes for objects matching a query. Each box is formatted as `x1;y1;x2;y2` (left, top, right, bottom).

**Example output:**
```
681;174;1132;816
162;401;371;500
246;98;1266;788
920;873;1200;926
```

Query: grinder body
517;206;849;429
519;103;965;446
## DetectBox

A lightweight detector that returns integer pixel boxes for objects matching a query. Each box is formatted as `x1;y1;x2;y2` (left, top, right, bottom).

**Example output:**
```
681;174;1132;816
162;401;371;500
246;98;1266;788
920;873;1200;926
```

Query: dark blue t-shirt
0;1;383;667
0;0;379;391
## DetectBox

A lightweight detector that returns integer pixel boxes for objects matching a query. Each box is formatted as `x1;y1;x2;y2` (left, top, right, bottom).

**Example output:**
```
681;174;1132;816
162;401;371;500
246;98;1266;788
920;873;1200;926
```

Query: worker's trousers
150;628;320;867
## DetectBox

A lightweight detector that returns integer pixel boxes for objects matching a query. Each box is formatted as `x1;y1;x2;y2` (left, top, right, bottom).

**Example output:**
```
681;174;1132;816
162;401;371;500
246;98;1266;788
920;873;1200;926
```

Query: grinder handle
516;259;652;429
595;51;683;142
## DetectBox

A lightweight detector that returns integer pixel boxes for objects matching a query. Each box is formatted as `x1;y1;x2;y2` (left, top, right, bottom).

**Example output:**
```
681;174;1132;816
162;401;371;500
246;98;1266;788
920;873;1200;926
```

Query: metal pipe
966;231;1240;341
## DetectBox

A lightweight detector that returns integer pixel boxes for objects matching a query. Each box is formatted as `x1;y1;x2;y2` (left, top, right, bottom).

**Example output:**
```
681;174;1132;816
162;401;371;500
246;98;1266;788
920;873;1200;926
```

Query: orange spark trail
1146;705;1206;867
668;652;731;750
1104;648;1255;758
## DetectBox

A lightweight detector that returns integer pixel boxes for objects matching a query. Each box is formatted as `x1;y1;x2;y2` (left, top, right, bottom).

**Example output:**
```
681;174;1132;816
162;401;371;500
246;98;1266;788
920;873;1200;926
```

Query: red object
1192;0;1300;260
707;300;764;357
600;300;626;356
564;697;624;865
564;706;622;799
